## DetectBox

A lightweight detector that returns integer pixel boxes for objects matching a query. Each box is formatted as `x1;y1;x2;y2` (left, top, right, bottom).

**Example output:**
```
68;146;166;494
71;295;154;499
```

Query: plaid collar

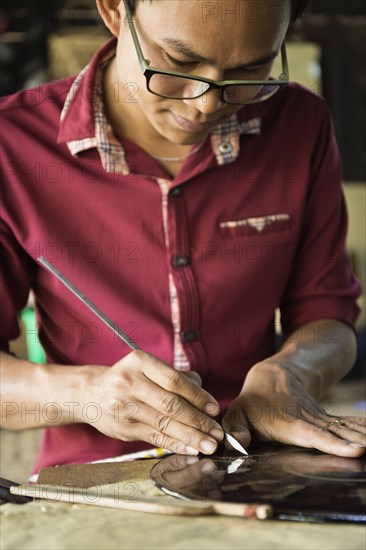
61;42;263;174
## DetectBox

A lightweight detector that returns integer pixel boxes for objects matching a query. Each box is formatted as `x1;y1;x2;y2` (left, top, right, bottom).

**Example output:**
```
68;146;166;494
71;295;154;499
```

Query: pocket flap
220;213;291;237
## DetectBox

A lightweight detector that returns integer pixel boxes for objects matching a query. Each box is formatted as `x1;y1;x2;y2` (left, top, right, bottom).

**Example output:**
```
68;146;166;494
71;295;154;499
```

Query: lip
171;113;212;133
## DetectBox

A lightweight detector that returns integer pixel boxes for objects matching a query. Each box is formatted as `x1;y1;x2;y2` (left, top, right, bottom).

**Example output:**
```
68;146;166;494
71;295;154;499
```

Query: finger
334;416;366;434
279;418;365;458
137;351;220;416
222;400;251;449
135;377;224;442
120;418;205;456
122;400;220;455
323;418;366;447
279;404;366;453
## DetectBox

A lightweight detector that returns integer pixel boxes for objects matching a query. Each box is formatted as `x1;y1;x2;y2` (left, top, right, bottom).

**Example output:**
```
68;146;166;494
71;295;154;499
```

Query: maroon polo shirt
0;39;361;471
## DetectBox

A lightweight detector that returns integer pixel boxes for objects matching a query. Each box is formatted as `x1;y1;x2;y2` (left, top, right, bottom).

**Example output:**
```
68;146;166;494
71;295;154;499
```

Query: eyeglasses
123;0;289;105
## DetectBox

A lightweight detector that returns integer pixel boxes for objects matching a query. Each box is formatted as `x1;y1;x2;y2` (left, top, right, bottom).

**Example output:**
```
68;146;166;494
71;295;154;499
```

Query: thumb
222;399;251;449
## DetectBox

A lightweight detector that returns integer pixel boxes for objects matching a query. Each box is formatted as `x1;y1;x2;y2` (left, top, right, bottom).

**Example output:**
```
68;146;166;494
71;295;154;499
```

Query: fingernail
349;443;365;449
210;428;224;441
185;446;199;455
205;403;219;415
200;439;217;454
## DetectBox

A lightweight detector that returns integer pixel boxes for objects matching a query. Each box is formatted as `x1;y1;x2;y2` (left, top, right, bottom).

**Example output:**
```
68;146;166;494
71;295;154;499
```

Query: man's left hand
222;362;366;457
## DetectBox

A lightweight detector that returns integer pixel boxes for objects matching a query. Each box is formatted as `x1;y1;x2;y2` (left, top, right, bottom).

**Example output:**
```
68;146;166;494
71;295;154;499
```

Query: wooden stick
10;485;272;519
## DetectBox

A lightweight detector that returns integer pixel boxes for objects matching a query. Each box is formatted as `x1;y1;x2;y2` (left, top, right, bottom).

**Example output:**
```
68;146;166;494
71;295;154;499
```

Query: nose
183;88;224;114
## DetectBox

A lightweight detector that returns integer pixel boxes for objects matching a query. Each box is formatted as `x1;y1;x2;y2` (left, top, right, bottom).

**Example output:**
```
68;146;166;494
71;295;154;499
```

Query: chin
159;125;209;145
172;134;206;145
146;107;210;145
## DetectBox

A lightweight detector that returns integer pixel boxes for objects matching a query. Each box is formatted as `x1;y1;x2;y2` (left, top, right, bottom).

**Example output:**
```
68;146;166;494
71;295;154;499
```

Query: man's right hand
84;350;224;455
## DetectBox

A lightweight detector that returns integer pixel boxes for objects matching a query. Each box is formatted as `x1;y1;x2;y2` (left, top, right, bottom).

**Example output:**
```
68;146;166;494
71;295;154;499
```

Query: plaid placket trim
62;53;262;371
211;115;262;165
157;178;191;371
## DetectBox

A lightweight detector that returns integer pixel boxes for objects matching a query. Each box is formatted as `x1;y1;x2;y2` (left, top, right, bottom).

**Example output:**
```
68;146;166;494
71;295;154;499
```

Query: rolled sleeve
0;218;35;352
280;104;362;336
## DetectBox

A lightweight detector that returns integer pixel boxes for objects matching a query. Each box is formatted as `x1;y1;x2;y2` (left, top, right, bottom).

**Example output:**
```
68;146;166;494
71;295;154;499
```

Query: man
1;0;365;473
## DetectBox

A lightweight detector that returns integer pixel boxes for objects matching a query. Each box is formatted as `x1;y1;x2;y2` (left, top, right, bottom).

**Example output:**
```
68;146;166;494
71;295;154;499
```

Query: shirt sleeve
0;218;35;352
280;102;362;337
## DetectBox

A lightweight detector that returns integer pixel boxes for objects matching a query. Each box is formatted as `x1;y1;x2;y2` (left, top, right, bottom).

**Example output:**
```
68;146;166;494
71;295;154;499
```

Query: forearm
257;319;357;400
0;351;98;430
0;350;224;456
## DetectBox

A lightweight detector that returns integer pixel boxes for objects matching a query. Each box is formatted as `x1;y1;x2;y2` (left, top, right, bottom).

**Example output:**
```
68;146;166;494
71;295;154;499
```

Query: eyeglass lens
148;73;280;104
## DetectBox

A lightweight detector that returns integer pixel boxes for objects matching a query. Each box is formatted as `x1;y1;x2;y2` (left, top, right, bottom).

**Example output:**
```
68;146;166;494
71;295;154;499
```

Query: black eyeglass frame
123;0;289;105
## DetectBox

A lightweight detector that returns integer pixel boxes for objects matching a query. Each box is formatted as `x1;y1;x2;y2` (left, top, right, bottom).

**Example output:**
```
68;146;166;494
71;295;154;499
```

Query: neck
149;140;206;162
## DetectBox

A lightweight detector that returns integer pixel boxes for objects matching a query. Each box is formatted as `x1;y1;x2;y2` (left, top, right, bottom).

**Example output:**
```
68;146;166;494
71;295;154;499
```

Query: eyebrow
162;38;279;69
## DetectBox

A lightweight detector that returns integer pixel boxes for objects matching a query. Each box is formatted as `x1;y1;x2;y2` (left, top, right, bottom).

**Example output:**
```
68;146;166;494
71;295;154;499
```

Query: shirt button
181;330;197;343
218;142;233;154
170;187;183;197
172;256;191;267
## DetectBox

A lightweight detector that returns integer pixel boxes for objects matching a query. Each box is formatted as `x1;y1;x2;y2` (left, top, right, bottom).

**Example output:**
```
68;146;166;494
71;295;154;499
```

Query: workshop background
1;0;365;481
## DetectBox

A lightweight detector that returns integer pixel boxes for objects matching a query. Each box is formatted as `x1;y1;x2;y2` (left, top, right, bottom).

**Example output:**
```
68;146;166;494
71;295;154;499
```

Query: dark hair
291;0;309;21
126;0;309;22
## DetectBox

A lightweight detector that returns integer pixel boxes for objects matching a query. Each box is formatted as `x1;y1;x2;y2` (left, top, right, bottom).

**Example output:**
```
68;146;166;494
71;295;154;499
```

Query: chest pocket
219;213;292;238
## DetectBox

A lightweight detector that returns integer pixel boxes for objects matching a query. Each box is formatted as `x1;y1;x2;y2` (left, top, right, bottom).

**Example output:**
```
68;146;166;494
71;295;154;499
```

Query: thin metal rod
38;256;247;455
38;257;141;351
224;431;248;456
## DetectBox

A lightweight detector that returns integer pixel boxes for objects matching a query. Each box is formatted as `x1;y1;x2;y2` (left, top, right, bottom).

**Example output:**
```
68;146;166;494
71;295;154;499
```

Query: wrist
34;362;107;426
0;351;110;429
63;364;108;424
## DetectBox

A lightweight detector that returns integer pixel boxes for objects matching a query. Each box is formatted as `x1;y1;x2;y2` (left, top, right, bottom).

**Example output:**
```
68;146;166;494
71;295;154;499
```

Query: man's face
110;0;291;145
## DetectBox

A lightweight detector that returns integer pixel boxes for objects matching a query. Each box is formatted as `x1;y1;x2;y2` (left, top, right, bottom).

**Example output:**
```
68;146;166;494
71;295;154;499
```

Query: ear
96;1;125;37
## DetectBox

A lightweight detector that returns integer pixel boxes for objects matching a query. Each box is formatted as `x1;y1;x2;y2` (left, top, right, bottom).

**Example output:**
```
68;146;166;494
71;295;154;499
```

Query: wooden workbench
1;495;365;550
1;380;365;550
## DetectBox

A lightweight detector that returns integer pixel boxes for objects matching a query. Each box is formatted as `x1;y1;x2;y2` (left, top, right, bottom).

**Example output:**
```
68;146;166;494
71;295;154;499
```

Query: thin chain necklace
149;140;206;162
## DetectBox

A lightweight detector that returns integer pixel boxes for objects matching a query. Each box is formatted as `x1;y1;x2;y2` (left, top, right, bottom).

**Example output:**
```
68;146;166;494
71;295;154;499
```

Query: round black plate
151;443;366;523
